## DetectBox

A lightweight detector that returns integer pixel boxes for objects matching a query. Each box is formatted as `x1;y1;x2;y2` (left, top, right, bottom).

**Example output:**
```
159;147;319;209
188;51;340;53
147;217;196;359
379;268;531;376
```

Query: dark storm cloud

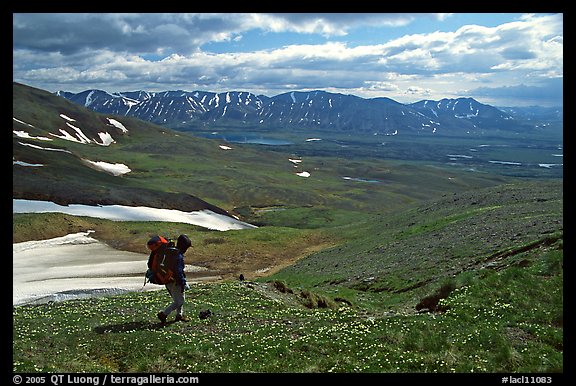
13;13;447;55
13;13;248;55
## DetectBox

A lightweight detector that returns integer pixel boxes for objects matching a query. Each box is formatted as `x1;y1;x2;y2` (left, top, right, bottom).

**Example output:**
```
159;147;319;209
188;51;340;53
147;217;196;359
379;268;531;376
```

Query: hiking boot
157;312;167;323
175;315;189;322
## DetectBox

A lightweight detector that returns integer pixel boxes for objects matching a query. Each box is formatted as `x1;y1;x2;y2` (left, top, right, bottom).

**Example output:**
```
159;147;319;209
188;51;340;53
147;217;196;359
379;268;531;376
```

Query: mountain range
56;88;561;135
15;81;523;220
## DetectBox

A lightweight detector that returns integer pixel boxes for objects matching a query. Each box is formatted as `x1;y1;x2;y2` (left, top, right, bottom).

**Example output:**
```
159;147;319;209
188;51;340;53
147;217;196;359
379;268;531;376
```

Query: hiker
153;234;192;323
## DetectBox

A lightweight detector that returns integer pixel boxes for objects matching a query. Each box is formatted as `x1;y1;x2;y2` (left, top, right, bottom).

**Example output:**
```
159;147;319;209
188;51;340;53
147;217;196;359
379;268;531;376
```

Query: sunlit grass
14;249;562;374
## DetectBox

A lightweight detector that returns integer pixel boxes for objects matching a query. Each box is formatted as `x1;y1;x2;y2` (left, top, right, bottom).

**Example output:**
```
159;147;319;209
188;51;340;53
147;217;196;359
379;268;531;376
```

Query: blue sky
13;13;563;107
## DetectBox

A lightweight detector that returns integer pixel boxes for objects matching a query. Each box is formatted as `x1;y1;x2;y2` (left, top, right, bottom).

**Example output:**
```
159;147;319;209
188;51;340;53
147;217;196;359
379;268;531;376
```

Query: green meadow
13;180;563;373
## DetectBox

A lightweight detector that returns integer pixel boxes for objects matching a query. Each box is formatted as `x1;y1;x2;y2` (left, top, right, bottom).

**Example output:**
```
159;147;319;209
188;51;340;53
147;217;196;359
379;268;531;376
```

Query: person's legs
162;281;185;317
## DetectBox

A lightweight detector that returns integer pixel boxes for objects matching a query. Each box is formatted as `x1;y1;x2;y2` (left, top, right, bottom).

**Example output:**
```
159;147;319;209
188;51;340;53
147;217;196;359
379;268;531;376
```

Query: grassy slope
12;83;563;373
268;180;563;302
13;180;563;373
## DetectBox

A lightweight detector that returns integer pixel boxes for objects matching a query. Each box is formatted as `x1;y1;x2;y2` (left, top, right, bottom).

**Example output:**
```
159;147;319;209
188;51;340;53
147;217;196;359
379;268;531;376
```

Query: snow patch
107;118;128;133
13;130;52;141
97;132;115;146
18;141;72;153
83;160;131;176
13;199;258;232
13;117;36;127
13;158;43;167
60;114;76;122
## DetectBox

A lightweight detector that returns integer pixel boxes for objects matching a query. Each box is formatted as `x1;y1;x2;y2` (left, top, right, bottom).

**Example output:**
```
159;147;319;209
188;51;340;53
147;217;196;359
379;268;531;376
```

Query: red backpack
145;236;180;285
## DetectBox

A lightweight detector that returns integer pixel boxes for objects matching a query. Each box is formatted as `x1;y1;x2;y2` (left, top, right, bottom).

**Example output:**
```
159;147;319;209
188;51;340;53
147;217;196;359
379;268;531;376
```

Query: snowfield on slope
13;200;257;306
13;231;217;306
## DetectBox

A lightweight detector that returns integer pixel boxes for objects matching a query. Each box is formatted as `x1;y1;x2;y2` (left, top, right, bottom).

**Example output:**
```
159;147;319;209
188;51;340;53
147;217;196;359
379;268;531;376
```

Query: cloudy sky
13;13;563;107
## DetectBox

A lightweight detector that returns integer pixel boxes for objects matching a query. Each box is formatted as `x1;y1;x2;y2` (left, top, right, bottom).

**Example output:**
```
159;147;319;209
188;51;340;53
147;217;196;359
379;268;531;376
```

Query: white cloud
260;13;451;36
13;13;562;106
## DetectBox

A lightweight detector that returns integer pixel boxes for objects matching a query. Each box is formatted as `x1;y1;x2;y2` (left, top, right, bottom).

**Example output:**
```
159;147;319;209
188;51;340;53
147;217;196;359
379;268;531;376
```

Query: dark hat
176;234;192;254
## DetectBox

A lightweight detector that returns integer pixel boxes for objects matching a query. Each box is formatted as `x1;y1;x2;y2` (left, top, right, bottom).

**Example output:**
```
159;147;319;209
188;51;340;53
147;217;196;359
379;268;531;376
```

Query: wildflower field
13;247;562;373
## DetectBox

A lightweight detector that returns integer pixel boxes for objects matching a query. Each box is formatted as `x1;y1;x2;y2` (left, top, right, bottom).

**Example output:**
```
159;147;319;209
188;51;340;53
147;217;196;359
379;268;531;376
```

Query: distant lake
199;132;293;146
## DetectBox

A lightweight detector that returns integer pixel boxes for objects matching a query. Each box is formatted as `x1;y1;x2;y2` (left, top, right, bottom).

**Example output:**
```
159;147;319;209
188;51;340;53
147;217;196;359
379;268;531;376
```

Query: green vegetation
13;244;562;372
13;180;563;373
12;83;563;373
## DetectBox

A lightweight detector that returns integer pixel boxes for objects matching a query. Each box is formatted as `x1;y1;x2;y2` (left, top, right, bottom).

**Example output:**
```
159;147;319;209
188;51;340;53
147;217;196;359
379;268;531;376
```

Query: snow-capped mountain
56;89;535;135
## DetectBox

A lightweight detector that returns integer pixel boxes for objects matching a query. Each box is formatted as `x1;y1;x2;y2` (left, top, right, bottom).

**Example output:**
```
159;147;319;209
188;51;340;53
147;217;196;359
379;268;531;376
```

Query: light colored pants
163;281;185;317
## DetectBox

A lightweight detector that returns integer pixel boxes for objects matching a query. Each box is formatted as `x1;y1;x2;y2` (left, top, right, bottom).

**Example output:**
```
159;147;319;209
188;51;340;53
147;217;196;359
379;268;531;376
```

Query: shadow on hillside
93;320;175;334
